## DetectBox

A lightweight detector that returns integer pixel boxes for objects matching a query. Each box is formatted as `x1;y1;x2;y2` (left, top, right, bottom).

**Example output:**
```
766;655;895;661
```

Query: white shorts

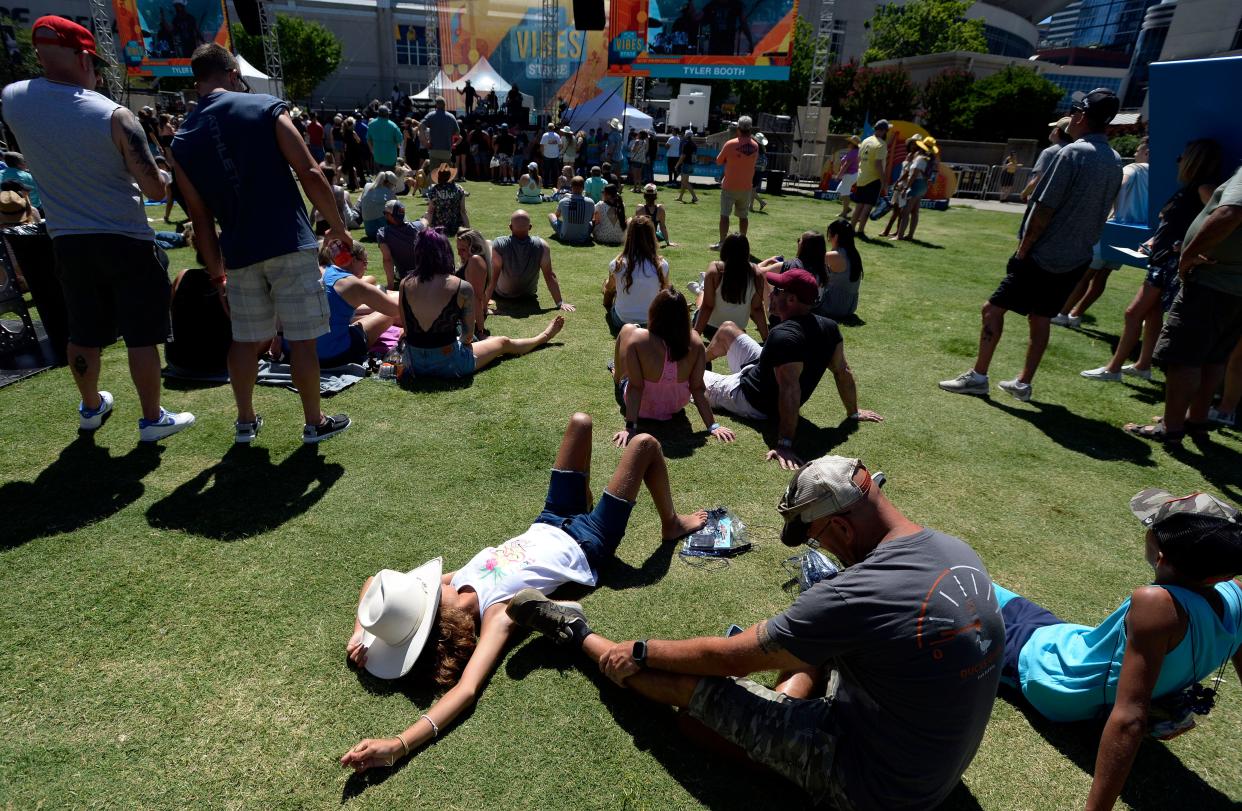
701;332;766;419
836;173;857;197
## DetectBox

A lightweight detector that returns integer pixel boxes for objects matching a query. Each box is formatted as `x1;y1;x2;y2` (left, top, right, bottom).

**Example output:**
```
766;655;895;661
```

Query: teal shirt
366;117;404;167
1;166;41;209
1183;165;1242;296
583;175;605;203
1009;581;1242;722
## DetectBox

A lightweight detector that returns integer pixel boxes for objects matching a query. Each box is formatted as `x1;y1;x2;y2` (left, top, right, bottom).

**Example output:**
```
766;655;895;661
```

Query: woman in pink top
611;289;736;446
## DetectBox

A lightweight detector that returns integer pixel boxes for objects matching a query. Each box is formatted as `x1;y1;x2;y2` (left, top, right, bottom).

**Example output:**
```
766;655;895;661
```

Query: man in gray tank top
2;15;195;442
487;209;574;312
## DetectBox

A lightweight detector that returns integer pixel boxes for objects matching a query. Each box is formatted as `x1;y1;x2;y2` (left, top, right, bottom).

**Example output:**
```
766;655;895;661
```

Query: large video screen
113;0;233;78
608;0;799;81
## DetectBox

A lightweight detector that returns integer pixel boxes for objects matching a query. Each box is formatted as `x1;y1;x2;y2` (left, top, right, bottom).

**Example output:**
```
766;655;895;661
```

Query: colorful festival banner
113;0;232;78
432;1;612;108
607;0;798;81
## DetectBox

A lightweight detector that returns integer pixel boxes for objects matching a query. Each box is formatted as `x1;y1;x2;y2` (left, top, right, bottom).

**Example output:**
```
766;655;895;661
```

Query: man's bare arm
774;361;803;443
112;107;166;200
645;620;809;677
1016;203;1055;259
168;153;225;280
273;111;351;245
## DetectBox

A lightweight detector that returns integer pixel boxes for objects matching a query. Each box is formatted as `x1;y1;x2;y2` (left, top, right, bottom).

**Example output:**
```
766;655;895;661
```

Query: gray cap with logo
1130;488;1240;527
778;457;882;545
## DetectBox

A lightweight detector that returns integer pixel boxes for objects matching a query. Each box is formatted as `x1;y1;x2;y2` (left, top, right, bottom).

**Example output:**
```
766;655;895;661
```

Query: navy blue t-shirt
171;91;316;269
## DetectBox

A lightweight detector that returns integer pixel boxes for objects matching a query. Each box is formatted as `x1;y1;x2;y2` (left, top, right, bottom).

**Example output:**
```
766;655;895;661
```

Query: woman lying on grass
997;488;1242;810
339;412;707;771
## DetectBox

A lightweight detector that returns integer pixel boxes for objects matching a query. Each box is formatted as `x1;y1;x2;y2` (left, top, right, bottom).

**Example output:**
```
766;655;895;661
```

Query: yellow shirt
856;134;887;187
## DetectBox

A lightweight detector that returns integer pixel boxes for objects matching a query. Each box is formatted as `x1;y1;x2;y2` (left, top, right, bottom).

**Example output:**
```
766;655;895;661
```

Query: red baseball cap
32;16;98;58
766;267;820;305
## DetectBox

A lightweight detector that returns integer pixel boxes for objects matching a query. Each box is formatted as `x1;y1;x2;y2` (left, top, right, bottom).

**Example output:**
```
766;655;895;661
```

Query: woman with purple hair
398;228;565;379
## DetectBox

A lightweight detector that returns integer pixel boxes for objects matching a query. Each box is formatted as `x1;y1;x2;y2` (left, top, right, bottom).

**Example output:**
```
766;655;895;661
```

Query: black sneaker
303;413;351;444
506;588;592;647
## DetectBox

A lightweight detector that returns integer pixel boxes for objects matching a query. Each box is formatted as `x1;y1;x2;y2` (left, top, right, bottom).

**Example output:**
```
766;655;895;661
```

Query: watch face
632;640;647;662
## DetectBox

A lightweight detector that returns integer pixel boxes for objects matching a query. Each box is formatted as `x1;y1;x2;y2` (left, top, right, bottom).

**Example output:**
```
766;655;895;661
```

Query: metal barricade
949;164;1033;202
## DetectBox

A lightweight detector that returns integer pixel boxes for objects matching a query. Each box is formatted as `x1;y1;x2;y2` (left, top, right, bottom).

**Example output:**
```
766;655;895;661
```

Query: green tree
837;66;916;131
863;0;987;64
232;15;342;101
728;17;814;119
0;27;41;87
954;65;1063;141
919;68;975;138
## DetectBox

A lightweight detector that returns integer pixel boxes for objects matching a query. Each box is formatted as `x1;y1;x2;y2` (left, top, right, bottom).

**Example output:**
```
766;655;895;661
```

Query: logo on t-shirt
480;538;533;581
916;564;1001;679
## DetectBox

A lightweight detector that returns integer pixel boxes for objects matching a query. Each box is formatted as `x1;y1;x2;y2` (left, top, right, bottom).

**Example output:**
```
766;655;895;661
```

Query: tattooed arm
111;106;167;200
458;278;476;343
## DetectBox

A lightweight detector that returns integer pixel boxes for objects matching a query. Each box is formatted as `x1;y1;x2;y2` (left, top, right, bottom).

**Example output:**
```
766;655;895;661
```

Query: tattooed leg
67;343;103;410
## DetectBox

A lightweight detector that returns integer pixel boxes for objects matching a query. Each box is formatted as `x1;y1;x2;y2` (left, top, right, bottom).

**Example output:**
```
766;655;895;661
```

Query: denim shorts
403;340;476;378
534;469;635;573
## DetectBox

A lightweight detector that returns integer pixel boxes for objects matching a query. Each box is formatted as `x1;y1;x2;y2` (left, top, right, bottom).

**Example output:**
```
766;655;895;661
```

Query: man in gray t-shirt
508;456;1004;811
419;97;459;166
547;176;594;244
940;87;1122;403
488;209;574;311
1020;116;1070;203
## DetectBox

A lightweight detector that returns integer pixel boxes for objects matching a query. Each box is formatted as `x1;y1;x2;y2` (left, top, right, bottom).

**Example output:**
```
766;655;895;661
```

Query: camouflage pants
687;673;853;809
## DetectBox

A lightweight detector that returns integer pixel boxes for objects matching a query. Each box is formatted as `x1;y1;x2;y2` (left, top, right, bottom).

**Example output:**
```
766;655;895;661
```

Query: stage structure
607;0;799;81
540;0;558;120
801;0;835;182
426;0;440;96
88;0;124;98
255;0;284;99
112;0;234;78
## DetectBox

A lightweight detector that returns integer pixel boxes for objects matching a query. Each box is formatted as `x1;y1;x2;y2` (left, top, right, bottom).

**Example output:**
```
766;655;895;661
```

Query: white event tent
565;90;653;138
412;57;534;115
236;54;280;97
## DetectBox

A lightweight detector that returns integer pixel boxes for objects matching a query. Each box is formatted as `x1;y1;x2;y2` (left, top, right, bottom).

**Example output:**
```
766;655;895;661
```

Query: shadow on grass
145;444;343;540
835;313;867;328
858;236;896;248
905;238;945;250
983;399;1155;466
1000;690;1237;810
492;295;557;320
0;434;163;550
505;638;983;810
1174;434;1242;504
729;414;860;461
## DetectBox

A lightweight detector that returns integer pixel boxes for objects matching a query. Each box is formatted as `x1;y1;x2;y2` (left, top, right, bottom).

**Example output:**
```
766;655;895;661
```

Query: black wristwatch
632;639;649;669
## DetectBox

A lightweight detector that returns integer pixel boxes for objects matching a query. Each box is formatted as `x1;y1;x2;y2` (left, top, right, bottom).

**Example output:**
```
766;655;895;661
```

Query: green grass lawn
2;182;1240;810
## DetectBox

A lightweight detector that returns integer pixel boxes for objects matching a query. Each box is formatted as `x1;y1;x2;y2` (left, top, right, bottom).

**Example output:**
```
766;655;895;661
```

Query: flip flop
1124;422;1184;443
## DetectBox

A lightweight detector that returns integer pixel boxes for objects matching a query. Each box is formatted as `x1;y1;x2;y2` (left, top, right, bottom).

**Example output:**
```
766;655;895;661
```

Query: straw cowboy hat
917;135;940;156
435;162;458;182
847;134;861;146
608;117;623;131
356;557;444;679
754;132;769;147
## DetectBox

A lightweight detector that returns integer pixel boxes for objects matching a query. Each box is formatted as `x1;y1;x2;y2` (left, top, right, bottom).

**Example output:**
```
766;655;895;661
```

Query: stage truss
88;0;124;99
257;0;285;99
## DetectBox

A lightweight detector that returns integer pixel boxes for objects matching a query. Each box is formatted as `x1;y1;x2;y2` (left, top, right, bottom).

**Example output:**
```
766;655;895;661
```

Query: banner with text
608;0;797;81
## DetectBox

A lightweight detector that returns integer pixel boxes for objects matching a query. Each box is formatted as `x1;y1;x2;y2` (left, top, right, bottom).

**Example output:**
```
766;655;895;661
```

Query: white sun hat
357;557;443;679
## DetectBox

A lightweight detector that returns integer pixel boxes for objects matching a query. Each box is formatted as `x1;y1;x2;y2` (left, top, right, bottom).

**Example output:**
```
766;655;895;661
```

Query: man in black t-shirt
494;126;516;183
702;267;882;468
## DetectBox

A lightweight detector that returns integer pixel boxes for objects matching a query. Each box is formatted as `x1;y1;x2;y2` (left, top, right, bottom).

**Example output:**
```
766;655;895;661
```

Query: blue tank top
171;91;316;269
1018;580;1242;722
317;265;356;359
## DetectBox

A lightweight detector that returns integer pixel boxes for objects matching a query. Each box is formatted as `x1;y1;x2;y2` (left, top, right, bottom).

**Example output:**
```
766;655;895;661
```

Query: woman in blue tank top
996;487;1242;809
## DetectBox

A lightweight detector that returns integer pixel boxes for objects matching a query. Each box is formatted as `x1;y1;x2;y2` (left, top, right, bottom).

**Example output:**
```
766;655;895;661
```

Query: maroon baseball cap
32;15;98;58
766;267;820;305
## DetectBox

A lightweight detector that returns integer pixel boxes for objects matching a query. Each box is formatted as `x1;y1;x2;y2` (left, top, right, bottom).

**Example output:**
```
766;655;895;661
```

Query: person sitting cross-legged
612;289;736;446
488;209;574;312
339;412;707;772
399;228;564;379
547;175;594;245
996;487;1242;809
702;267;882;469
507;455;1004;811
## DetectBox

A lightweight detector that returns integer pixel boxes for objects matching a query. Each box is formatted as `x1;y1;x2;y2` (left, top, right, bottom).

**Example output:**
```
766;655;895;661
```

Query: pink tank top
629;348;692;421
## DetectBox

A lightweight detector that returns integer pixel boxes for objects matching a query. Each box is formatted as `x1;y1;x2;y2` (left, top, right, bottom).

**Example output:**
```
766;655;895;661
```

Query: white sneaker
1080;366;1121;381
686;281;703;295
138;408;196;442
938;370;989;395
1067;314;1082;328
998;378;1032;402
1121;364;1152;380
1050;313;1070;326
78;391;114;431
1208;407;1236;427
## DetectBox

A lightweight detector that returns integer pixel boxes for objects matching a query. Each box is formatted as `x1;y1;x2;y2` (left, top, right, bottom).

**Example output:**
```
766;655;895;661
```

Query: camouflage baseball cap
778;457;879;545
1130;488;1240;527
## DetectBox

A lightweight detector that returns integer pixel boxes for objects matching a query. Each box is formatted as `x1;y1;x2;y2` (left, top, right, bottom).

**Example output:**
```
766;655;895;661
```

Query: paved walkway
943;199;1026;214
